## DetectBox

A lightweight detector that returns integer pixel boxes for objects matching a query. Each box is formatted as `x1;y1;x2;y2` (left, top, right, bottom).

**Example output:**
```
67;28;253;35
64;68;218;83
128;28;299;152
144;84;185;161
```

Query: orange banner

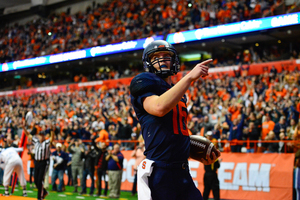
22;151;294;200
216;153;294;200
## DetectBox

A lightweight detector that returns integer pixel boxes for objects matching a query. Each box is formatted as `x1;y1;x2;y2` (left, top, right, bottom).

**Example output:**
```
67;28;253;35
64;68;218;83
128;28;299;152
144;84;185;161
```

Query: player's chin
160;67;170;70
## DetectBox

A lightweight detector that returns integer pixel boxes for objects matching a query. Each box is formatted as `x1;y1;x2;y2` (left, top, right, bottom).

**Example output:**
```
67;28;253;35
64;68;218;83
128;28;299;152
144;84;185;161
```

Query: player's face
150;51;172;71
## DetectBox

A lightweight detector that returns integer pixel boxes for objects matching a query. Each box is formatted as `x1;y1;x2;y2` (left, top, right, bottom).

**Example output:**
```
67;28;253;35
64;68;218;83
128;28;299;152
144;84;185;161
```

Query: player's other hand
188;59;212;81
200;149;221;165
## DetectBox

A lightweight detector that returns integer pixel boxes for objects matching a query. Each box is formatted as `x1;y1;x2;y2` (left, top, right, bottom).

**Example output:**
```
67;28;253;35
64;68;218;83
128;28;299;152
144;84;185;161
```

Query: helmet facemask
144;50;180;79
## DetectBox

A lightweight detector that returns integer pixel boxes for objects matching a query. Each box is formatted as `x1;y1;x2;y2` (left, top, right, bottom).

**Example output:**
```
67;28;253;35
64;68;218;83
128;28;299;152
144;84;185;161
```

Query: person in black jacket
264;131;279;153
203;158;221;200
51;143;68;192
80;144;97;196
245;122;260;153
91;136;109;197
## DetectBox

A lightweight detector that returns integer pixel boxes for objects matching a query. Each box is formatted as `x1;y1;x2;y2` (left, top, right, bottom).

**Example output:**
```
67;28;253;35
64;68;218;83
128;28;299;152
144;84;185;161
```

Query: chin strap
155;70;172;78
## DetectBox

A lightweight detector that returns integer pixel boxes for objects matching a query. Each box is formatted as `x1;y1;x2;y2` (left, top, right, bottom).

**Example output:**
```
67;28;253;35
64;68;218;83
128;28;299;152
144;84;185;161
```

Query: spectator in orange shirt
262;114;275;140
95;128;109;146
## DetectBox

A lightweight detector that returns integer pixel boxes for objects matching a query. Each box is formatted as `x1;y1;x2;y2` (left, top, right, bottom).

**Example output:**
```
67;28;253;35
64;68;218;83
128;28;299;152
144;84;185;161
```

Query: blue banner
0;36;163;73
166;12;300;44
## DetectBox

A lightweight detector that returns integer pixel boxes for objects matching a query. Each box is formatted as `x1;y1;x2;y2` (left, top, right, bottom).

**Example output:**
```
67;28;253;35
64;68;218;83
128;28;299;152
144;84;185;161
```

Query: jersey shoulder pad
130;72;161;97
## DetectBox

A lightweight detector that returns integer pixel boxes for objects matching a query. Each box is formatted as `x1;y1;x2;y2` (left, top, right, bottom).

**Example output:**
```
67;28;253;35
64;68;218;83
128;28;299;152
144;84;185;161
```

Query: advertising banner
22;150;294;200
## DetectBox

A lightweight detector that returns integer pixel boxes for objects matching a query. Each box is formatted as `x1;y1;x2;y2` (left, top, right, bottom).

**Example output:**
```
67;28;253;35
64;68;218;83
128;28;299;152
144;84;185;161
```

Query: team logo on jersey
142;161;147;169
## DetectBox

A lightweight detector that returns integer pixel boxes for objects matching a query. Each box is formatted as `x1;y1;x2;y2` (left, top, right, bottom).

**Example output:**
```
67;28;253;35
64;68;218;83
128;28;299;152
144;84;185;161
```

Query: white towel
137;158;155;200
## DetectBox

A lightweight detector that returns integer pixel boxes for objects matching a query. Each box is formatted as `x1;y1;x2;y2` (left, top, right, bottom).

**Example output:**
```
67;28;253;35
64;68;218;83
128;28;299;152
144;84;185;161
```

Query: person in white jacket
0;147;27;196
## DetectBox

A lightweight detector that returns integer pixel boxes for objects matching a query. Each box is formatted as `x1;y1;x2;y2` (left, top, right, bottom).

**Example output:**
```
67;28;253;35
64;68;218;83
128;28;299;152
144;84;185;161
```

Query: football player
0;147;27;196
130;40;220;200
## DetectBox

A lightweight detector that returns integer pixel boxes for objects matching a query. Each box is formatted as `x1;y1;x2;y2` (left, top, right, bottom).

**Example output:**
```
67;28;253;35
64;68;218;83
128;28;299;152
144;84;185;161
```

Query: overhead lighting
221;39;225;42
48;32;52;36
180;53;201;62
255;43;259;46
242;36;246;41
278;40;281;43
188;3;192;7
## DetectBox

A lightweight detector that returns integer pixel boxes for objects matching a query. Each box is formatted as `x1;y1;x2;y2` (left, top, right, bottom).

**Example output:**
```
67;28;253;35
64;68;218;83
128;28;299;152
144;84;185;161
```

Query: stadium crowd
0;60;300;196
0;0;293;63
1;61;300;153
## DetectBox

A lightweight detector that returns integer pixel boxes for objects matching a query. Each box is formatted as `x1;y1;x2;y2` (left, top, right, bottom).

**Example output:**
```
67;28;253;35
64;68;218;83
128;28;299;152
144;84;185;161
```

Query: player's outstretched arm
144;59;212;117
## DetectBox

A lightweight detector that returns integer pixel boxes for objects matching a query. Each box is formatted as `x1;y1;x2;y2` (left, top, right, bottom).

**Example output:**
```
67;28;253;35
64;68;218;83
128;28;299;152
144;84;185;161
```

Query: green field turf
1;183;138;200
1;184;218;200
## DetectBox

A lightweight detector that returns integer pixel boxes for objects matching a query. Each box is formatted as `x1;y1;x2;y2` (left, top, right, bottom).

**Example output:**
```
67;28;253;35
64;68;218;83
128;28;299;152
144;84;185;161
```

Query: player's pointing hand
188;59;212;81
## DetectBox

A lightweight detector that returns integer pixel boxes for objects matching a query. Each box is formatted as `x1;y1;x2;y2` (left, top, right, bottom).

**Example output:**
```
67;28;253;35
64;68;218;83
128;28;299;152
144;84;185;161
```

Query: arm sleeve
56;156;64;165
30;127;37;135
237;114;245;139
291;106;299;121
67;145;74;153
32;136;38;145
13;147;24;153
253;90;258;105
130;73;162;108
0;154;4;169
225;115;232;127
237;114;245;130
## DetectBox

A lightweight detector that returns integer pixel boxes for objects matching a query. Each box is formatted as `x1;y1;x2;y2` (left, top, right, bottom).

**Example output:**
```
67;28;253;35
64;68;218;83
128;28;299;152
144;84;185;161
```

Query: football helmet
142;40;180;78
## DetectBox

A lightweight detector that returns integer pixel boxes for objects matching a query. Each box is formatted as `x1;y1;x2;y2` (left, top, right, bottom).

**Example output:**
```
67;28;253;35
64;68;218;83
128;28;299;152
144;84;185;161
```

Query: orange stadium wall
21;150;294;200
1;59;299;97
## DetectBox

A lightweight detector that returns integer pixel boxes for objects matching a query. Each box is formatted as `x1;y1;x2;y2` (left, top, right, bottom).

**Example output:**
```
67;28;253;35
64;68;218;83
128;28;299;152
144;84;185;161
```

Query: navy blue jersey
130;72;190;162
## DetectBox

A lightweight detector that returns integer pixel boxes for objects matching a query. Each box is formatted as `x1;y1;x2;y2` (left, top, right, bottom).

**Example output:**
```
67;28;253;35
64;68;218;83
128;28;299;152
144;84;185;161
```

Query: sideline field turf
0;184;136;200
0;184;219;200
